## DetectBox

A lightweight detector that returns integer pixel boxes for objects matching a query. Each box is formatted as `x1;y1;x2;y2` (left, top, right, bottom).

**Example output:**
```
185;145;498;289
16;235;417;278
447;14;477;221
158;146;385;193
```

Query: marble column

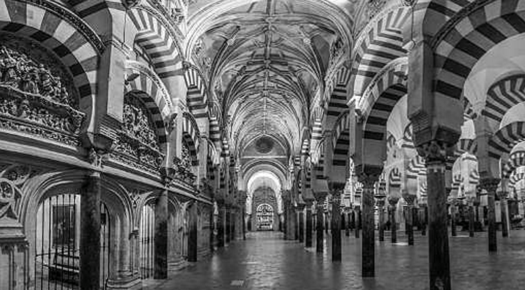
360;174;378;278
217;202;225;247
295;210;300;240
421;141;451;290
225;207;231;244
345;212;351;237
80;170;102;289
403;195;416;246
354;207;360;239
187;203;198;262
467;197;475;237
388;197;399;243
377;200;385;242
481;179;499;252
305;203;313;248
499;192;509;237
298;208;305;243
316;200;325;253
154;187;168;279
450;199;457;237
331;184;343;261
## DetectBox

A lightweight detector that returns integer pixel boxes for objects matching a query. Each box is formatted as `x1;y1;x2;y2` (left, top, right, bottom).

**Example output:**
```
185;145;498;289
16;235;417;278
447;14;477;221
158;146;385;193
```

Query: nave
148;230;525;290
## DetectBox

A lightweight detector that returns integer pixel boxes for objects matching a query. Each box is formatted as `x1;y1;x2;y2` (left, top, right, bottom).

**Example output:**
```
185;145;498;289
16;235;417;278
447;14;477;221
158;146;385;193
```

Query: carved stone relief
111;95;164;174
169;141;196;187
0;164;40;221
0;37;84;145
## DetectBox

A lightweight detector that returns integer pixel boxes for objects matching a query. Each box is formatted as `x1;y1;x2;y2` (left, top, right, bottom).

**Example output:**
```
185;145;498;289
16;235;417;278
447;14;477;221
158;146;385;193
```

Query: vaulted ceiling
185;0;358;181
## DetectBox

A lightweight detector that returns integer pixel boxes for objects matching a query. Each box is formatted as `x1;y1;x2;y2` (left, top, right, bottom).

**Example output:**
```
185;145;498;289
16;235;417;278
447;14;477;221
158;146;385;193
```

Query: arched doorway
256;203;275;231
139;202;155;279
35;194;111;289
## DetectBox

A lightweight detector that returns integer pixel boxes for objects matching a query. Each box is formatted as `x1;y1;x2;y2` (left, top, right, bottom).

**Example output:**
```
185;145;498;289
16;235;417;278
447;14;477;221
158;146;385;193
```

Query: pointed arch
182;112;201;165
350;5;410;98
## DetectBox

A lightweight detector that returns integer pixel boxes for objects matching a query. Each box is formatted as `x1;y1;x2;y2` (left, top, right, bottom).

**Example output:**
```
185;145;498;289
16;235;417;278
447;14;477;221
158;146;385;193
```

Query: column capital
329;181;346;194
480;178;500;193
416;140;452;165
357;172;380;188
402;192;417;205
387;195;400;207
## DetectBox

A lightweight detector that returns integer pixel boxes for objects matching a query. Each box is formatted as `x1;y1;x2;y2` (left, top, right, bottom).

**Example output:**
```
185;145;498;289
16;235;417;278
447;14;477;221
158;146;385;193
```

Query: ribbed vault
185;0;355;169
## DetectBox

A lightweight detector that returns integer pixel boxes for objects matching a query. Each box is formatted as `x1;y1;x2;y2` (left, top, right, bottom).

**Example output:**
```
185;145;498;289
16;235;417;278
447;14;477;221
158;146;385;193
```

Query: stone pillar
403;195;416;246
499;192;509;237
467;197;475;237
343;210;350;237
81;170;102;289
315;200;325;253
354;206;360;239
225;207;231;244
388;197;399;243
420;141;451;290
298;207;305;243
217;202;225;247
377;199;385;242
450;199;457;237
187;203;198;262
481;179;499;252
154;187;168;279
359;173;378;278
331;184;344;261
294;210;299;240
305;203;314;248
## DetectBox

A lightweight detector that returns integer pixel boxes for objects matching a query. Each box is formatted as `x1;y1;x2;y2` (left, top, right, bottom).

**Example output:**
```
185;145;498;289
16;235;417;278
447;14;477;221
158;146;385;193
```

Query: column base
106;275;142;290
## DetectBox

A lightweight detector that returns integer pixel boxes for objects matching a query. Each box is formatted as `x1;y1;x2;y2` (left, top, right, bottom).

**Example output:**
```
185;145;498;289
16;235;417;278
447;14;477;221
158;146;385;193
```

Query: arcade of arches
1;0;525;289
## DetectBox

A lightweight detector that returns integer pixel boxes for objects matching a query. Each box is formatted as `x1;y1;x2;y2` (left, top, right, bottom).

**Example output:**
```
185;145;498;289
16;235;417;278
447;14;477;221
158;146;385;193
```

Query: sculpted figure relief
0;46;71;106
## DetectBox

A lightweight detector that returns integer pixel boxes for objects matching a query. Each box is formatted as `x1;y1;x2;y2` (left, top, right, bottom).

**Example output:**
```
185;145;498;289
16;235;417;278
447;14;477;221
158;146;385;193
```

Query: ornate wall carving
171;141;196;187
0;38;84;146
111;95;163;174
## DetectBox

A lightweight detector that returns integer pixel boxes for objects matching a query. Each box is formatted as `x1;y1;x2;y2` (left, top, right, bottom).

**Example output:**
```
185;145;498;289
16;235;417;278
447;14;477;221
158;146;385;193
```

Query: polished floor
148;230;525;290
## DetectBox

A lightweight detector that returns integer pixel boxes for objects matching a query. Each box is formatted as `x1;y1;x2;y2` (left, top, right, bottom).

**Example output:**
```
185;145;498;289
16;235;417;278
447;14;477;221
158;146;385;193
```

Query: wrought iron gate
35;194;111;289
139;203;155;279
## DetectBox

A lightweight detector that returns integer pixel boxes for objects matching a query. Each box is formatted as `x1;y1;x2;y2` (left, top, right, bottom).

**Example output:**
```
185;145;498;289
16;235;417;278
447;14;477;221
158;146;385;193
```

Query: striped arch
386;134;397;155
182;112;201;165
401;123;416;151
128;7;183;79
388;167;402;189
469;169;480;187
0;0;101;131
301;139;310;156
312;139;326;179
451;174;464;194
463;97;478;121
406;155;426;180
489;122;525;160
125;62;173;119
332;112;350;167
221;137;230;157
483;74;525;127
433;0;525;102
359;57;408;142
325;66;352;128
502;150;525;179
406;155;426;195
456;138;477;155
351;5;410;97
309;106;324;157
184;65;209;119
509;171;525;189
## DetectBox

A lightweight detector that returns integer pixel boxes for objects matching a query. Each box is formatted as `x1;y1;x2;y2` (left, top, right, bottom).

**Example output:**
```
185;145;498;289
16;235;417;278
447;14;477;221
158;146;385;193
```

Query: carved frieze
111;96;164;174
0;41;84;146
